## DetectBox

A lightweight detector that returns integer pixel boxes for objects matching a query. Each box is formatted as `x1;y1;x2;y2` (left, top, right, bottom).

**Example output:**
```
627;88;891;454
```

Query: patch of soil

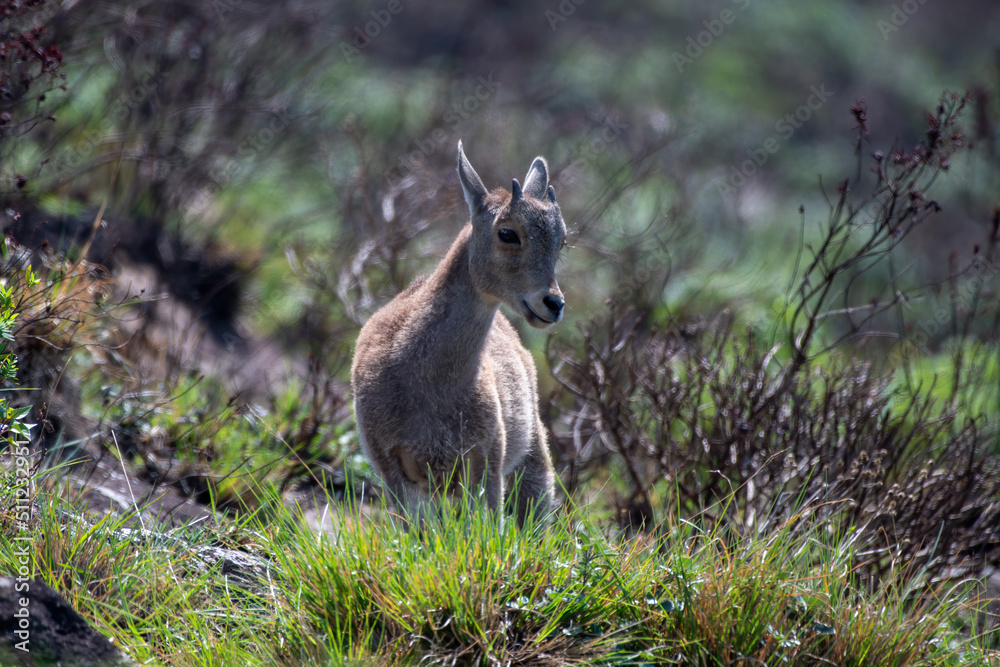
44;450;218;529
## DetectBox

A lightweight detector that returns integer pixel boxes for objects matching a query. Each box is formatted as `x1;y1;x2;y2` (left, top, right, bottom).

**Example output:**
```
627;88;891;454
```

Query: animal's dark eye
498;228;520;245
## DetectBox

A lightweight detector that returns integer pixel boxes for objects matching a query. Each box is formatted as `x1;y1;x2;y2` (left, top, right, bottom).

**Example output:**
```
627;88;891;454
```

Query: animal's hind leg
508;424;555;526
376;473;425;529
381;448;434;529
478;450;505;520
466;423;504;520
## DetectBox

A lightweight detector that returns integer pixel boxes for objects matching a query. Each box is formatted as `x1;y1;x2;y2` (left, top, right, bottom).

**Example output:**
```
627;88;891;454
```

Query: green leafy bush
0;238;39;450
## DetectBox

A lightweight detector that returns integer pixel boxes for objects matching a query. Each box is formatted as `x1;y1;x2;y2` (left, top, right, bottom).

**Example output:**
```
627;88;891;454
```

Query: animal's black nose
543;294;565;319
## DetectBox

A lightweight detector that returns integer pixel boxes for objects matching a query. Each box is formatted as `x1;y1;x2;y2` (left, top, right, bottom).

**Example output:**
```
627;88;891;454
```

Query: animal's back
352;274;428;372
351;279;430;446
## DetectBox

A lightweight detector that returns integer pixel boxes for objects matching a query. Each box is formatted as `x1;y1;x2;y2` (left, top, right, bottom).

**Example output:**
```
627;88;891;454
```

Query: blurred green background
2;0;1000;502
5;0;998;356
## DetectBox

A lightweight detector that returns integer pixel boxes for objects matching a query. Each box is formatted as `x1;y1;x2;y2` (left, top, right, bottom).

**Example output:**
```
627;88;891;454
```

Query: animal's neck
419;224;498;387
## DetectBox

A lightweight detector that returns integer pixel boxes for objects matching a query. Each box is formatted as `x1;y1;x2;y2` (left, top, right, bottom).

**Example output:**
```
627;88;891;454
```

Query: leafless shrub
549;305;1000;587
547;93;1000;590
0;0;64;157
30;0;336;219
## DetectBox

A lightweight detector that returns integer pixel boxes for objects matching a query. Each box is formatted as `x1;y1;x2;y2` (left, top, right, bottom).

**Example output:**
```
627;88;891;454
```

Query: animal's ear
546;185;557;204
522;156;548;199
457;140;488;217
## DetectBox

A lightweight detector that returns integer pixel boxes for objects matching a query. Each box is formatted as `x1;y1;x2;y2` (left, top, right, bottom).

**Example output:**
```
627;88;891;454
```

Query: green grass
75;370;363;512
2;474;996;666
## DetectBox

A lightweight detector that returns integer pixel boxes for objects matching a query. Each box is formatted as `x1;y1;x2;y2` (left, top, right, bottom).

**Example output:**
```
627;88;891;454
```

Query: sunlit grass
2;472;996;666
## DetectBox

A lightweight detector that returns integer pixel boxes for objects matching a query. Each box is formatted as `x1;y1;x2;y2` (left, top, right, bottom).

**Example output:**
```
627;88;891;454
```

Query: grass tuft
2;472;997;665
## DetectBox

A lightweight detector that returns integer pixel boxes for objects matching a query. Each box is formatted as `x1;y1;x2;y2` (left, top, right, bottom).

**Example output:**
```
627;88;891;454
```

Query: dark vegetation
549;94;1000;590
2;0;1000;663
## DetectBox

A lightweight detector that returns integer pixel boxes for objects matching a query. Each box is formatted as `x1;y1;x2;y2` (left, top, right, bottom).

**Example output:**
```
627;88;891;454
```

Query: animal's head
457;140;566;328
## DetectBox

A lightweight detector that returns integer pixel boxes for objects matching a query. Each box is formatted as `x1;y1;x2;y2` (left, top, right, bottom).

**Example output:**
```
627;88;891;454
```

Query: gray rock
112;526;279;593
0;576;130;666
